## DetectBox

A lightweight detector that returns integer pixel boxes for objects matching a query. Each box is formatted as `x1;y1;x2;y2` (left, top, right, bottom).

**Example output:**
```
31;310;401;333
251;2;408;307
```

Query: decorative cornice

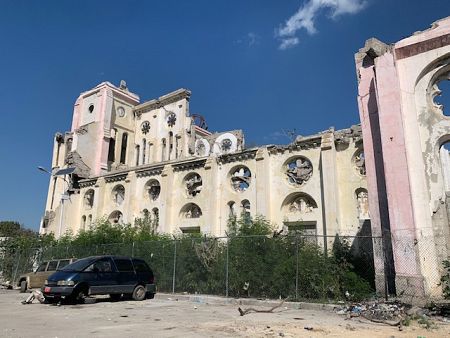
218;149;257;164
136;166;164;178
172;159;206;172
79;178;97;188
134;89;191;117
104;173;128;183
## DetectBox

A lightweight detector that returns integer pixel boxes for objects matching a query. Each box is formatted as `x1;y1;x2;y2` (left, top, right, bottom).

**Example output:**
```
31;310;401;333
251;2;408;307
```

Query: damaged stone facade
40;82;368;244
356;16;450;299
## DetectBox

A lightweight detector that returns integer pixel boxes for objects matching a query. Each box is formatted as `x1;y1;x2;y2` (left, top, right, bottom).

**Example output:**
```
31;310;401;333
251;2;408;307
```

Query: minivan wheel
132;285;146;301
20;280;27;293
72;287;88;304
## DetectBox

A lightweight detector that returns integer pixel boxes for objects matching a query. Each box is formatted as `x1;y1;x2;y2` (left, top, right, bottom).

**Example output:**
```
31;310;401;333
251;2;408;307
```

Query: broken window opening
230;166;251;192
181;203;202;219
108;210;123;224
227;201;236;218
241;199;251;219
142;139;146;164
433;76;450;116
353;149;366;176
135;145;140;166
169;131;174;160
81;215;86;230
84;189;95;209
152;208;159;227
285;157;313;185
145;179;161;200
107;134;116;164
355;188;370;220
120;133;128;164
440;141;450;192
161;138;166;161
88;214;92;227
184;173;202;197
112;185;125;206
284;193;317;214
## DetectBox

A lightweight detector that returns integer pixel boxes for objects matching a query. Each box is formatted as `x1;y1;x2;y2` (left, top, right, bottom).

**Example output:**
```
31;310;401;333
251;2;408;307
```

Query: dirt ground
1;289;449;338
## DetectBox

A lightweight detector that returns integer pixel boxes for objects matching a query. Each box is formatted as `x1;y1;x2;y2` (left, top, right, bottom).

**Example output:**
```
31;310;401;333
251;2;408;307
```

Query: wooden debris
238;298;288;316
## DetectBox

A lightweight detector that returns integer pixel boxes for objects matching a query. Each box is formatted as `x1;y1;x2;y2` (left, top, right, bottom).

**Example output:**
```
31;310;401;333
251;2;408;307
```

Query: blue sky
0;0;449;231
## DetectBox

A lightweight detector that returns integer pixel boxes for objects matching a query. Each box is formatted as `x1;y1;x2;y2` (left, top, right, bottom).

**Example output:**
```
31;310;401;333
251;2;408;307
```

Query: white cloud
235;32;261;47
276;0;367;49
279;37;300;50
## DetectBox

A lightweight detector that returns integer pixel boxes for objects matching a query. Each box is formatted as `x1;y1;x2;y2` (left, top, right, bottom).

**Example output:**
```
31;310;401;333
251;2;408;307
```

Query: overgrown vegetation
441;259;450;299
0;216;375;301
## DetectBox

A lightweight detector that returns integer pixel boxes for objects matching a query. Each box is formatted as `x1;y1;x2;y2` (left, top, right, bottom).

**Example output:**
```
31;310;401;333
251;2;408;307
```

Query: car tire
132;285;146;301
72;287;88;304
20;280;27;293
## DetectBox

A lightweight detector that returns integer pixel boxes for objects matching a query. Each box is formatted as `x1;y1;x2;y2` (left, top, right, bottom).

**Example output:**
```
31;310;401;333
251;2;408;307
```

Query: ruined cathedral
40;81;368;239
41;17;450;299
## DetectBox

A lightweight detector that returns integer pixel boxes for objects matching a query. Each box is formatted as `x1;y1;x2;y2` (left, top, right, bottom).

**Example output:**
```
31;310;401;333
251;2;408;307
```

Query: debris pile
335;301;408;326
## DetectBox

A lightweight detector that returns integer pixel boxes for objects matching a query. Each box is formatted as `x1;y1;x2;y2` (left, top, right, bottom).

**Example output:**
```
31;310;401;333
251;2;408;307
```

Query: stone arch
241;199;251;217
227;201;237;217
355;188;370;220
144;179;161;200
283;156;313;186
81;215;86;230
229;165;251;192
184;172;202;197
83;189;95;209
111;184;125;206
281;192;317;213
180;203;202;219
108;210;123;224
352;148;366;176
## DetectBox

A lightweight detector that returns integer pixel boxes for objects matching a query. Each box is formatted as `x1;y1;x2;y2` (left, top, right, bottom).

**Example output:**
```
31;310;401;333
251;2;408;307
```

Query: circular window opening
88;104;94;114
145;179;161;201
141;121;150;134
285;157;313;186
112;185;125;206
184;173;202;197
230;166;251;192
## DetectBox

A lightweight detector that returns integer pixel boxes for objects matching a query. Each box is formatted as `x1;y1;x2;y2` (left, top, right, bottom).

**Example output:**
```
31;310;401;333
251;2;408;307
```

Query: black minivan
42;255;155;303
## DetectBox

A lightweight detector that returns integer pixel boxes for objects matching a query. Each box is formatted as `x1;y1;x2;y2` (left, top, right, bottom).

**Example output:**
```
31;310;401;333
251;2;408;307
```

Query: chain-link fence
1;234;384;301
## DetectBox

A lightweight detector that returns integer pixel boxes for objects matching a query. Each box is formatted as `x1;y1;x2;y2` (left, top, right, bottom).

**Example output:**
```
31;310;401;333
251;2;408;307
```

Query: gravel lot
1;289;449;337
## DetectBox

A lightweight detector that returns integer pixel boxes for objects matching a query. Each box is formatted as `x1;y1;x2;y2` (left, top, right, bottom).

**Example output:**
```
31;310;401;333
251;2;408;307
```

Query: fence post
172;239;177;294
12;250;22;285
295;235;299;301
225;236;229;298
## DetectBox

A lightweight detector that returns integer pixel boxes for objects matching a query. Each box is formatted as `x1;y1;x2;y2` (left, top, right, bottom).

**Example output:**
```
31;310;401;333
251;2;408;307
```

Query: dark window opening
120;133;128;164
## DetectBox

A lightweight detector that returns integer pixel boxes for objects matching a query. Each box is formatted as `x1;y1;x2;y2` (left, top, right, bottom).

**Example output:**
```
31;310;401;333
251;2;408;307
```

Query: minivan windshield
60;257;96;272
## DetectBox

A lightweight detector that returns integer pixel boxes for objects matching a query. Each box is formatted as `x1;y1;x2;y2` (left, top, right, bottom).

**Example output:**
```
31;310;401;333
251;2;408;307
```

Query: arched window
88;214;92;227
184;173;202;197
145;179;161;200
81;215;86;230
135;145;140;166
120;133;128;164
107;129;117;163
227;201;236;218
152;208;159;227
355;188;370;219
230;166;251;192
181;203;202;219
142;139;146;164
112;185;125;206
161;138;166;161
241;200;251;218
440;141;450;191
108;210;123;224
84;189;94;209
169;132;174;160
